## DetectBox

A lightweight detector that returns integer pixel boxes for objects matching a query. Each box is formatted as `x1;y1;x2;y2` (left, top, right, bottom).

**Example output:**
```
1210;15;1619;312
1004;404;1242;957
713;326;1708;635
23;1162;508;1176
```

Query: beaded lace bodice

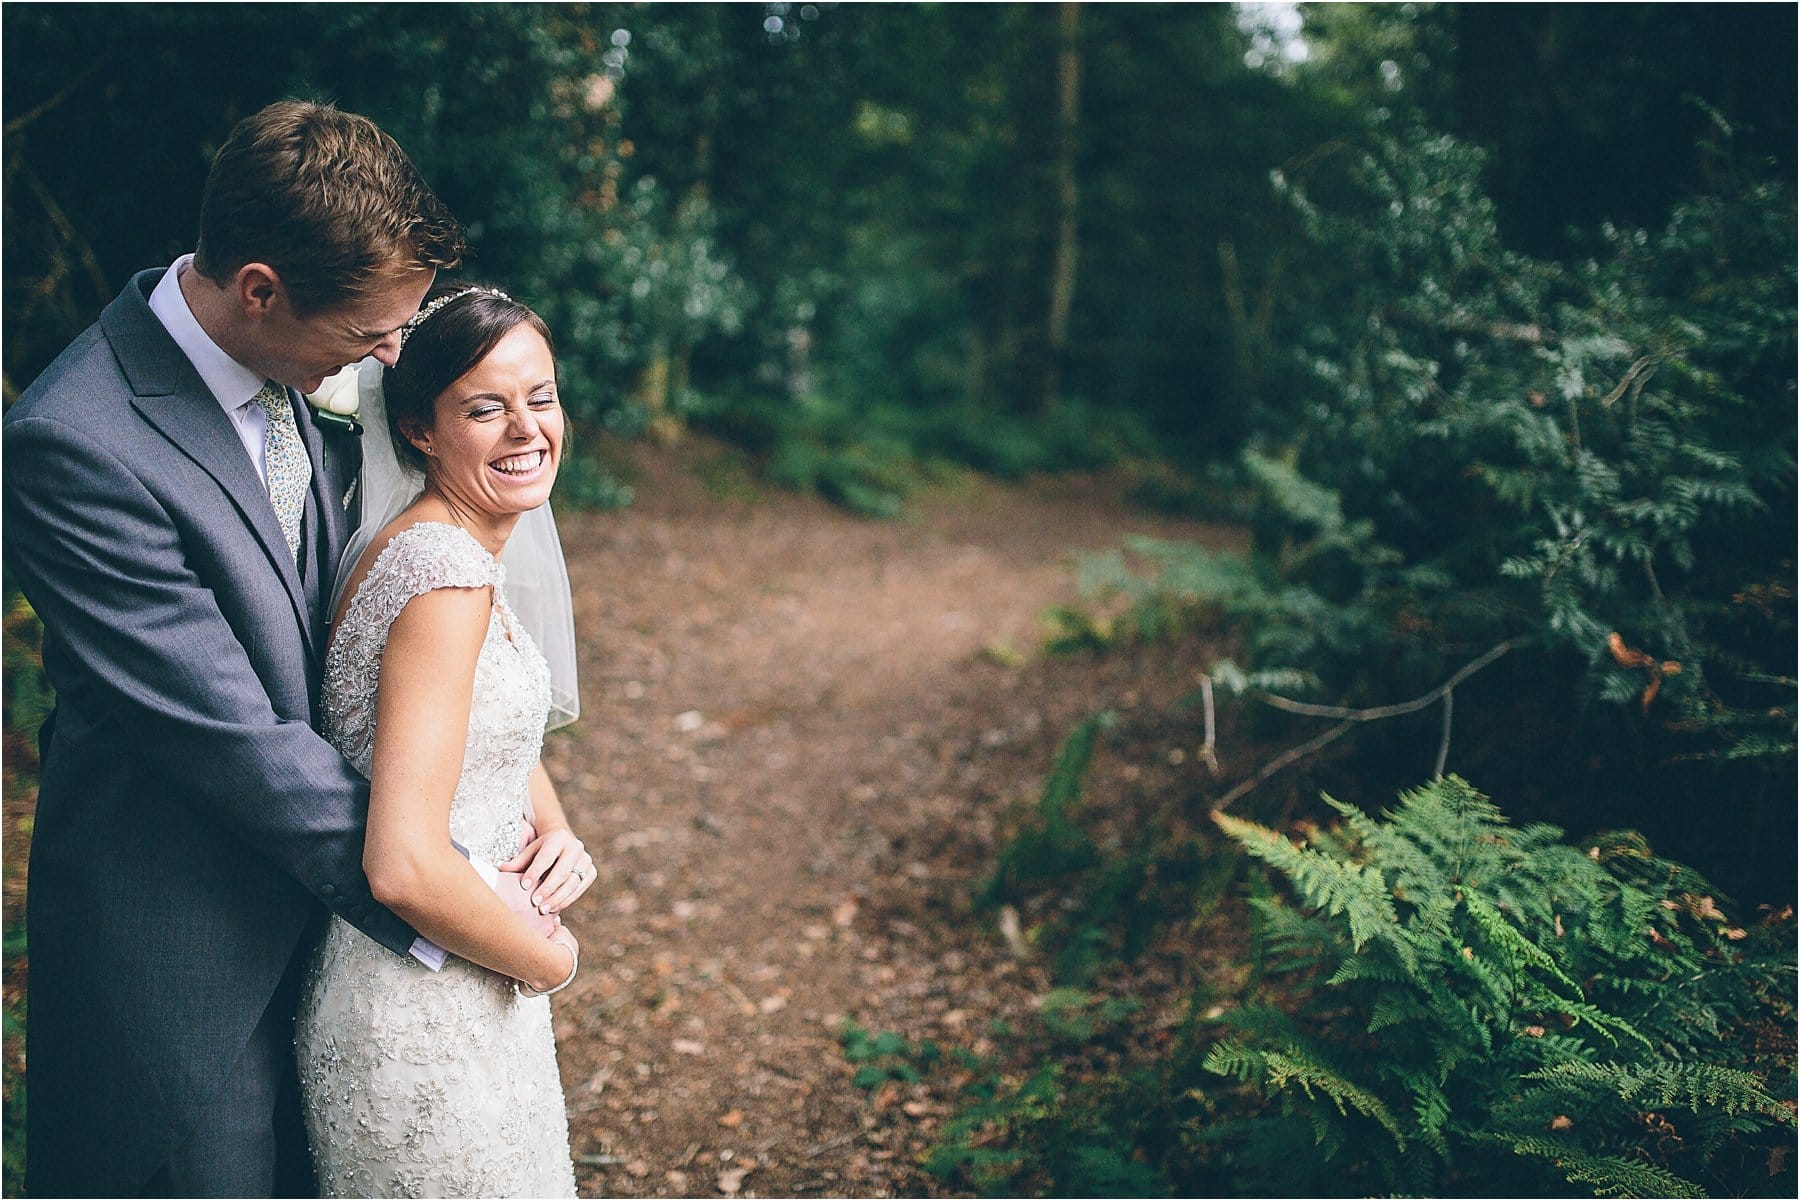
323;521;551;863
296;520;575;1199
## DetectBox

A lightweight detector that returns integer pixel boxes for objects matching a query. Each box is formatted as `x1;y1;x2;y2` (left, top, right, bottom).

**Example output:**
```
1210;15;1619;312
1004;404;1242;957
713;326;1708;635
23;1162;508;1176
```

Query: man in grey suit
3;101;467;1197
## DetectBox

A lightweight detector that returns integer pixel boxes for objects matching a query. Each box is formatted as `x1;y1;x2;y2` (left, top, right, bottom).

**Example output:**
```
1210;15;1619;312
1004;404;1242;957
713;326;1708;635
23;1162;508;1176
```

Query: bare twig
804;1130;861;1159
17;158;109;304
1598;353;1664;409
3;66;100;137
1197;672;1220;775
1212;640;1516;812
1213;719;1356;811
1434;688;1453;777
713;972;757;1016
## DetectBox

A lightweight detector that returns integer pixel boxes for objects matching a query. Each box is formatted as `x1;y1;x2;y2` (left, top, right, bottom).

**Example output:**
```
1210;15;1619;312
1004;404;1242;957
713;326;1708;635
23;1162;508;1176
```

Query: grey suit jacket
2;270;420;1197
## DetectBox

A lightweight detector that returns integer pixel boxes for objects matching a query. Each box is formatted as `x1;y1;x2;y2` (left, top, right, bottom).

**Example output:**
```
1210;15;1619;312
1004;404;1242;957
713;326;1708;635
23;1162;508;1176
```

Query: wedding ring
572;867;586;883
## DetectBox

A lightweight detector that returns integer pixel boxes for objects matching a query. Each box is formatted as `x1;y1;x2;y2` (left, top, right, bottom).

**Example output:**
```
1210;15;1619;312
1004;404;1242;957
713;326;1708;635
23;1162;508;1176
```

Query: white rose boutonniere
305;362;366;436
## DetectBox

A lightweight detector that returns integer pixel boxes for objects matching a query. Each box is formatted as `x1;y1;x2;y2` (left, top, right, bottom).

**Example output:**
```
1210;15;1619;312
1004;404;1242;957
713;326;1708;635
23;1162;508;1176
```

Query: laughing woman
295;285;592;1197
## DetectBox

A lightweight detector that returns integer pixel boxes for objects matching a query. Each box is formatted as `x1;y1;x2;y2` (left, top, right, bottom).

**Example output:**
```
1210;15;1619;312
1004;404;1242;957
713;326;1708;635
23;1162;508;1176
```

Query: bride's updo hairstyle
383;282;557;474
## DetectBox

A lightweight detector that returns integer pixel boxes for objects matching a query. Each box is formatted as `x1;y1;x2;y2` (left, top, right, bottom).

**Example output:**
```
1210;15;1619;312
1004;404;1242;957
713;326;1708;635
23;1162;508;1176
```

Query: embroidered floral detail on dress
295;521;576;1198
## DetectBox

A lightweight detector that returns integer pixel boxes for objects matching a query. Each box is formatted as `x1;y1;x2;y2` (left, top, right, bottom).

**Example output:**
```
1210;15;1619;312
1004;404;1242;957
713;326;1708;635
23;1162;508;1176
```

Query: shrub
1204;776;1796;1197
945;770;1795;1198
1071;126;1796;782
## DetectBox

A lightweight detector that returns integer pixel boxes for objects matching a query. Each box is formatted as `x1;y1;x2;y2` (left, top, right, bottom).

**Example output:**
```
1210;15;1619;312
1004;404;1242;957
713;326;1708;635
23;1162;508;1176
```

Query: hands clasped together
496;822;595;996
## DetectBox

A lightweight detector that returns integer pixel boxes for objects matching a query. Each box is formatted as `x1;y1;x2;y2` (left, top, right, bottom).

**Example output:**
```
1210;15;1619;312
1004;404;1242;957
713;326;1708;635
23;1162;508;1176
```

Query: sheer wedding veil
327;358;581;731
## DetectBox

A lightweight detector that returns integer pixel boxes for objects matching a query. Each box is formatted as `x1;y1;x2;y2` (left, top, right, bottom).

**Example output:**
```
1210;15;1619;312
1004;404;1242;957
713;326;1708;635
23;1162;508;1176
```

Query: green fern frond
1499;1134;1706;1198
1526;1061;1793;1119
1462;890;1584;997
1553;998;1654;1053
1256;1046;1407;1152
1216;810;1410;967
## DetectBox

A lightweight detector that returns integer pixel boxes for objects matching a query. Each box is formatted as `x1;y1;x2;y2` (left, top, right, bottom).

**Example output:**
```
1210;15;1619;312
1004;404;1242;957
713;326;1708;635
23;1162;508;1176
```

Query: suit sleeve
2;413;420;956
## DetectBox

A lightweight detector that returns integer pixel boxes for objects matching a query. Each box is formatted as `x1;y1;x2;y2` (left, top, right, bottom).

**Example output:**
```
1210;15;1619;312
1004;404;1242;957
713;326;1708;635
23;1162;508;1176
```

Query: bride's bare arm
363;584;575;993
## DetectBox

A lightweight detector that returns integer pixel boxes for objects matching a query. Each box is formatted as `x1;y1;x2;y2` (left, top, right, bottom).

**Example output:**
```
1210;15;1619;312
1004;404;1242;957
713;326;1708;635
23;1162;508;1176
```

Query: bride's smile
407;321;564;531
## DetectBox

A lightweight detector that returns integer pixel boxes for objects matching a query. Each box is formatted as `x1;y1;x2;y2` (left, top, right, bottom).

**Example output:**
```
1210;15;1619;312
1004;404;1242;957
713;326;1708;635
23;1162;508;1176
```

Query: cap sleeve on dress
353;522;503;635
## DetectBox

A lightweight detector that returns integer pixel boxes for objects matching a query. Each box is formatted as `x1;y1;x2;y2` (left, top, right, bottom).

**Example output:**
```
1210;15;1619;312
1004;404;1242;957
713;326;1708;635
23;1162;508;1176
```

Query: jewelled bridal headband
399;286;514;346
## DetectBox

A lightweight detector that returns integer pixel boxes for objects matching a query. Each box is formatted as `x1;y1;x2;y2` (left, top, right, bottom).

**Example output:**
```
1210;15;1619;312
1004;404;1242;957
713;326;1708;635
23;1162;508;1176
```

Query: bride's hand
499;826;596;915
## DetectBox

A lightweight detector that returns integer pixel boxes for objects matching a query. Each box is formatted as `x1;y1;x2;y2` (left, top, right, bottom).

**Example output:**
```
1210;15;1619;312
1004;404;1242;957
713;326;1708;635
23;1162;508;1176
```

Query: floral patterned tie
249;381;311;563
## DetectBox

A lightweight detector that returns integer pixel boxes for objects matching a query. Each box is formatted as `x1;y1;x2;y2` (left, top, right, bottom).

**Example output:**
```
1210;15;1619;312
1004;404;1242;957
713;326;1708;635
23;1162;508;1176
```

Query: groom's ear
235;263;283;321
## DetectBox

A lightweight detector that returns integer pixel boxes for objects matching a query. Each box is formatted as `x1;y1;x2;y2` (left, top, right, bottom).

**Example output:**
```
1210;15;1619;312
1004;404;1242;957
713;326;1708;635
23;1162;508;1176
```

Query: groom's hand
495;870;561;938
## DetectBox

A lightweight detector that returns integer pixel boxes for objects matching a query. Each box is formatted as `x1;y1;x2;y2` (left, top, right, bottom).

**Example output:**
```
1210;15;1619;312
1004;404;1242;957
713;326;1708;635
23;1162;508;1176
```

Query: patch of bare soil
545;443;1243;1198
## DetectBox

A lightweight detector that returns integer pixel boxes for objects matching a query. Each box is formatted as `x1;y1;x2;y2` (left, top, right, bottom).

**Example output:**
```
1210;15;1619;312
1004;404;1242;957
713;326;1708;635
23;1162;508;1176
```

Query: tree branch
1434;688;1453;777
1196;672;1220;776
1212;640;1516;813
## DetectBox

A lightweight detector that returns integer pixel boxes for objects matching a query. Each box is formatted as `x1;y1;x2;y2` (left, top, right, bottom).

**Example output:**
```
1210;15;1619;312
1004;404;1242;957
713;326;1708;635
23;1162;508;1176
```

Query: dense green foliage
1068;122;1796;845
1206;777;1795;1197
954;751;1796;1198
5;5;1793;516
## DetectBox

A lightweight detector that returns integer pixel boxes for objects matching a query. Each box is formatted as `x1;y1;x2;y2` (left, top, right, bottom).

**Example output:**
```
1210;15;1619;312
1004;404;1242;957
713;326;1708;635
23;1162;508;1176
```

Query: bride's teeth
493;450;544;475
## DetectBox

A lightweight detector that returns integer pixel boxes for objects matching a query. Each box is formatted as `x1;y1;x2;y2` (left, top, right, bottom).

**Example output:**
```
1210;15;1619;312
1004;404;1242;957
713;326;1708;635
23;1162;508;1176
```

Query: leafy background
4;3;1794;1196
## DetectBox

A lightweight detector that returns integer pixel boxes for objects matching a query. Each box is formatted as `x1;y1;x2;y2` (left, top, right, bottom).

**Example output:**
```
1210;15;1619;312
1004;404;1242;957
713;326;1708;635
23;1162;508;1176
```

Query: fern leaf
1500;1134;1706;1198
1257;1046;1408;1152
1463;890;1584;997
1215;811;1412;968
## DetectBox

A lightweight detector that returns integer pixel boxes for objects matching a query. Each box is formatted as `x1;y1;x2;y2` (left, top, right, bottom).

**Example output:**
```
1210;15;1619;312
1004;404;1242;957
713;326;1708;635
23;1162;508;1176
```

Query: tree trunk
636;349;681;445
1042;0;1083;409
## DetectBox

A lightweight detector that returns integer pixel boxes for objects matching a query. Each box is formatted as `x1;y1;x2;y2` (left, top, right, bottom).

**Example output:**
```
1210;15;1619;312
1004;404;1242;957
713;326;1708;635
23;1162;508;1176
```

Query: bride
295;284;592;1197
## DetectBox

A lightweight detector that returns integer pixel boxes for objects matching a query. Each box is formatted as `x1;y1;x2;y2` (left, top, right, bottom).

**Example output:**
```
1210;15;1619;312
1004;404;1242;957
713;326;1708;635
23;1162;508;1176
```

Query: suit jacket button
320;883;338;898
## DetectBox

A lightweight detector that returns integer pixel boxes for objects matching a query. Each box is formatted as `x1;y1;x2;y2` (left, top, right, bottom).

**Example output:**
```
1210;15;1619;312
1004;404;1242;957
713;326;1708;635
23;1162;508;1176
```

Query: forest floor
542;439;1245;1198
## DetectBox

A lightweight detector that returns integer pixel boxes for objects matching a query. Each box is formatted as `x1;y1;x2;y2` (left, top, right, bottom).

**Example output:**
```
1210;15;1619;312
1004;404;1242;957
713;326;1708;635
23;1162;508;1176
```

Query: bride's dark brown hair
383;284;557;472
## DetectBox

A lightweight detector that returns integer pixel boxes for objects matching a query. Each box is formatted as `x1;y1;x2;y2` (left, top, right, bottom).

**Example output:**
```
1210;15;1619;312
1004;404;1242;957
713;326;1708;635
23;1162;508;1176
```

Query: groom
4;101;465;1197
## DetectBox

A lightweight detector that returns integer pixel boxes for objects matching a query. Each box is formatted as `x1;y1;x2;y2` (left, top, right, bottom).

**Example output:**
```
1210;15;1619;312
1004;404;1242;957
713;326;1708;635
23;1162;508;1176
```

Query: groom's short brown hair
194;100;465;314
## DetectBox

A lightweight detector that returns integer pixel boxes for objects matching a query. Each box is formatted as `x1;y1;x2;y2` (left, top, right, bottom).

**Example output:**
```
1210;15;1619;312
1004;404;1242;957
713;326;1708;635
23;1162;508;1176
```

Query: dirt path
545;446;1240;1198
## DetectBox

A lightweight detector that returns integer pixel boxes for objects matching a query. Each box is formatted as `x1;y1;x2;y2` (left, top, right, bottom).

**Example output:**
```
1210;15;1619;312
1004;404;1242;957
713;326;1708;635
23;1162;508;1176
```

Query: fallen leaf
1607;632;1655;670
1522;1026;1546;1038
1690;894;1725;922
718;1166;749;1195
626;1160;650;1179
1724;927;1747;941
998;905;1030;958
1550;1115;1574;1132
719;1109;744;1128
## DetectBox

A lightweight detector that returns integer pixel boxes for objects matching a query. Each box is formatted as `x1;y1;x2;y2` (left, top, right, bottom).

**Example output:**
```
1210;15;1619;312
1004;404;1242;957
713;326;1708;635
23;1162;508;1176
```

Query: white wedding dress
295;521;578;1198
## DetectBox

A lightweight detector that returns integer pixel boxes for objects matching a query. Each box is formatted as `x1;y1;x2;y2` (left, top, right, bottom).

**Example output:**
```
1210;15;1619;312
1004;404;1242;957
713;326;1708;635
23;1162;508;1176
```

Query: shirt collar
146;254;269;413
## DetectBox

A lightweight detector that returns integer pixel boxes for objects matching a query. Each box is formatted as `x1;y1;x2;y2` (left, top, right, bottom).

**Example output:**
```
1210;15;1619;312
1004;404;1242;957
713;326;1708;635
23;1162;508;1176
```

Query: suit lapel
105;272;318;662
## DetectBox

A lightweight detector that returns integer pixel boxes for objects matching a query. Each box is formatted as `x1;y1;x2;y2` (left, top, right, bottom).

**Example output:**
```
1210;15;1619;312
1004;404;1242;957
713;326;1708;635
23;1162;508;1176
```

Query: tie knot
250;381;290;416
